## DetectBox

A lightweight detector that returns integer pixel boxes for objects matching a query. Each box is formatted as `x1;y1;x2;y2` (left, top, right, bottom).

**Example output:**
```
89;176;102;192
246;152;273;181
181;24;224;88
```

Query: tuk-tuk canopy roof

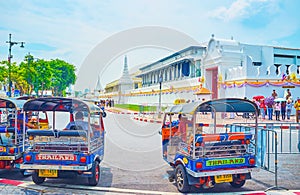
165;98;259;115
0;98;26;109
23;97;101;113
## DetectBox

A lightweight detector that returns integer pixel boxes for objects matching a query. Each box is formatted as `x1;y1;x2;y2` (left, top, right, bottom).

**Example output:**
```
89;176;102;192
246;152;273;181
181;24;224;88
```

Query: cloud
0;0;300;89
209;0;277;22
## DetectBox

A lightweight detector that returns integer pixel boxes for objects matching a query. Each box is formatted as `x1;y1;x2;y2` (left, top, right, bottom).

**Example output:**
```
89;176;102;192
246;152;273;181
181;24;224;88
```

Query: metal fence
233;122;300;154
231;122;299;190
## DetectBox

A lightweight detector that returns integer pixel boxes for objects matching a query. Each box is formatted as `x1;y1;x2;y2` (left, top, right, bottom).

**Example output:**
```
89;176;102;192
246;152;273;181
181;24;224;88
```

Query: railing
32;138;103;153
195;142;248;158
233;122;300;154
231;123;290;191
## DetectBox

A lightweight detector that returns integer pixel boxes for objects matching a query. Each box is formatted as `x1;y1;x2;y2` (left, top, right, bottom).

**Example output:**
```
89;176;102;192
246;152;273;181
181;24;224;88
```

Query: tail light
29;135;34;140
9;147;15;154
25;155;32;162
80;156;86;163
196;162;203;169
249;158;255;165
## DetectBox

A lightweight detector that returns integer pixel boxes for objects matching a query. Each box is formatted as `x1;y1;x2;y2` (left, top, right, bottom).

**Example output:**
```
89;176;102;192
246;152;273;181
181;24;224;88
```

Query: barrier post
265;130;288;191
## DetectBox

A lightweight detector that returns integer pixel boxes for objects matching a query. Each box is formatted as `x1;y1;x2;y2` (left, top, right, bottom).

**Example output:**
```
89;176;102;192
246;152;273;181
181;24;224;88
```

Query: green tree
10;62;27;95
50;59;76;96
0;61;8;91
0;61;8;83
1;55;76;97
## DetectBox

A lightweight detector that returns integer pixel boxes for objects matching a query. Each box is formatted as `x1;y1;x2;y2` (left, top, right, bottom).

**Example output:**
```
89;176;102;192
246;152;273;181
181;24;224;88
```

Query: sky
0;0;300;91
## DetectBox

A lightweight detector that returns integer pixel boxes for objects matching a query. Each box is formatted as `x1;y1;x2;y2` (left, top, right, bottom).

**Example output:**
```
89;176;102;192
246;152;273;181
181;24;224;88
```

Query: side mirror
102;112;107;118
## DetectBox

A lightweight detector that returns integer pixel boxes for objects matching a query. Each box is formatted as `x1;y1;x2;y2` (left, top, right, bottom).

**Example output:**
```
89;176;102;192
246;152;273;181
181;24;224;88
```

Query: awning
23;97;101;113
165;98;259;115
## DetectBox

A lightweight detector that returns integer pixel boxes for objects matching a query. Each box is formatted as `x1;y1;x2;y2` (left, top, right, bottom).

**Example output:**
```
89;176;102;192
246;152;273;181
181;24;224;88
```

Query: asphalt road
0;112;299;194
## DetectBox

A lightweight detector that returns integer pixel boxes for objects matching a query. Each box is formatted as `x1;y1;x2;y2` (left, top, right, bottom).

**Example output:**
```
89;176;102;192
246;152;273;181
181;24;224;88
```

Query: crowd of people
253;89;300;123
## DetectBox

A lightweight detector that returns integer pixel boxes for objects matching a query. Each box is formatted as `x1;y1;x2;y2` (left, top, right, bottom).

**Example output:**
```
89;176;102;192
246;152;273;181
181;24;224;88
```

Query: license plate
0;146;6;152
38;169;58;177
214;174;233;183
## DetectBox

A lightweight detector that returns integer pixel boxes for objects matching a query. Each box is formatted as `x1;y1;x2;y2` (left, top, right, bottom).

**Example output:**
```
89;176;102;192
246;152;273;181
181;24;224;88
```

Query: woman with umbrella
265;96;275;120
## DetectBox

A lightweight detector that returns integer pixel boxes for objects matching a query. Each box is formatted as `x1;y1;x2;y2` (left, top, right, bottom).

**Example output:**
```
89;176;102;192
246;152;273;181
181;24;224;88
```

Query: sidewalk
106;106;299;125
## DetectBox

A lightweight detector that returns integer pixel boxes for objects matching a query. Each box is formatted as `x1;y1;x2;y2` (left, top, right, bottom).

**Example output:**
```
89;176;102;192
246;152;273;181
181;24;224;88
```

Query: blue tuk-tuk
161;98;259;192
0;98;27;174
20;97;105;185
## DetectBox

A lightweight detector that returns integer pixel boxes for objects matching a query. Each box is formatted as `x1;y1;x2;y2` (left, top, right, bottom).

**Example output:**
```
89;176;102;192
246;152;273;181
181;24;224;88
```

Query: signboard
36;154;76;161
206;158;245;166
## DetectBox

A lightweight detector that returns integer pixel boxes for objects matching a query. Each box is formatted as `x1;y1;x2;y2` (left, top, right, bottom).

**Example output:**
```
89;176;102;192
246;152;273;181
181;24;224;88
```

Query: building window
182;61;190;77
134;83;138;89
253;62;262;66
190;64;195;78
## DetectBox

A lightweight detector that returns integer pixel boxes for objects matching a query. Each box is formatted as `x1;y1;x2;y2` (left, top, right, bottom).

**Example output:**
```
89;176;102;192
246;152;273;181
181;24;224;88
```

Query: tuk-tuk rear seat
27;129;88;137
195;132;253;143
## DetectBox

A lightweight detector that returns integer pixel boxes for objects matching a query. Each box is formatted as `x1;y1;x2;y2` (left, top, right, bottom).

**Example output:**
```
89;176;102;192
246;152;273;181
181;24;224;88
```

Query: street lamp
158;74;163;119
6;33;25;97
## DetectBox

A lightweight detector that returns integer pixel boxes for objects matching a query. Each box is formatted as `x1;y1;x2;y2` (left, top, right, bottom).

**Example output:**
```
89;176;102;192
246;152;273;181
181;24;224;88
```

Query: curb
106;109;162;124
0;179;299;195
133;117;162;124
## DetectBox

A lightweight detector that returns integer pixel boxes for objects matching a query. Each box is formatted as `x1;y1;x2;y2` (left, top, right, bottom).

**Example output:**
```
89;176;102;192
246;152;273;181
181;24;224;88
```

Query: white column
179;63;182;78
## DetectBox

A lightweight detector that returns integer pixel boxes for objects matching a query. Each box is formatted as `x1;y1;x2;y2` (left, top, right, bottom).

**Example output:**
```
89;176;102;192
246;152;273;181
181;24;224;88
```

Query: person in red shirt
259;99;266;119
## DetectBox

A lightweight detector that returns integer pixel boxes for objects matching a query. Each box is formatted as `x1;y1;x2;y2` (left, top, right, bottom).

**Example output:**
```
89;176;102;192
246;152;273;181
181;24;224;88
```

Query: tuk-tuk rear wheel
230;179;246;188
32;171;45;185
88;161;100;186
175;164;190;193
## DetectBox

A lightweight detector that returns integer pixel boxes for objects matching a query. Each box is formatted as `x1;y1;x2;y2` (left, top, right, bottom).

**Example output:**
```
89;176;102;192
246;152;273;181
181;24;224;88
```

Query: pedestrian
286;100;292;120
274;102;281;121
272;90;278;99
259;99;266;120
266;99;274;120
281;101;286;120
294;97;300;123
285;89;292;100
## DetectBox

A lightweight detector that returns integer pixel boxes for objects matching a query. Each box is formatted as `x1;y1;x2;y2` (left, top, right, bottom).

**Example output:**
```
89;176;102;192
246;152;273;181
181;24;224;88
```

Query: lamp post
6;33;25;97
158;74;163;119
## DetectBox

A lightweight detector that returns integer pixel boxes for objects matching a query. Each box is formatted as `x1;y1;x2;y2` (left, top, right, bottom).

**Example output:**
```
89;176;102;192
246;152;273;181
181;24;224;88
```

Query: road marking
0;179;300;195
0;179;179;194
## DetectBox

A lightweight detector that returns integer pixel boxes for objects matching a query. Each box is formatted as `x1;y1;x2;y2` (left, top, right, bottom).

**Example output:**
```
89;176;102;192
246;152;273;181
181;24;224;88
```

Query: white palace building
100;35;300;106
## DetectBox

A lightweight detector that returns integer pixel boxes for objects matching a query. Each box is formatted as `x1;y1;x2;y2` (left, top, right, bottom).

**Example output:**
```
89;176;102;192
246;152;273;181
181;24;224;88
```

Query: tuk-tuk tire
230;179;246;188
32;171;45;185
102;112;107;118
88;161;100;186
175;164;190;193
